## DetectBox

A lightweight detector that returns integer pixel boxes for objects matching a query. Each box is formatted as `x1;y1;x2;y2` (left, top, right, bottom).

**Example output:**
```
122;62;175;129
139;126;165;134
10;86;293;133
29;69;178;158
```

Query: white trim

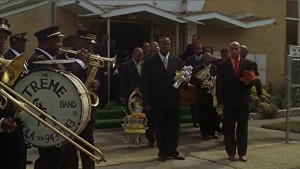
286;17;300;21
183;12;275;29
56;0;105;14
88;4;186;23
0;1;48;17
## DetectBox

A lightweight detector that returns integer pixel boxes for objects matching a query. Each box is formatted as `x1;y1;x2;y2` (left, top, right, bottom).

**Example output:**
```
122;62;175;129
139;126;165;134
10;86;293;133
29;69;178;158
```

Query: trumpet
59;48;116;67
0;56;106;163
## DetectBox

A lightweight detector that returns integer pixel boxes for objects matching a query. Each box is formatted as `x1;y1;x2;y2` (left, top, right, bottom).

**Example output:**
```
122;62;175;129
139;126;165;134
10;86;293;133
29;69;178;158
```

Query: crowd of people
0;16;264;169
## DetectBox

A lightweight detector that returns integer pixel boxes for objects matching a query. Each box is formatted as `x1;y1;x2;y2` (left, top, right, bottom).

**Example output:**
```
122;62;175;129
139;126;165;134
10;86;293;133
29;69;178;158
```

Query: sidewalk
26;117;300;169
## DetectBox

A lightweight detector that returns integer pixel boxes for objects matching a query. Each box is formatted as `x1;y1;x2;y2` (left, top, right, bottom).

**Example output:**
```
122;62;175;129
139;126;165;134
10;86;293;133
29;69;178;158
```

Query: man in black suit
120;47;156;146
4;32;27;59
3;31;33;165
190;52;219;140
28;26;90;169
0;17;26;169
240;45;263;100
216;41;257;162
72;30;98;169
142;36;185;161
185;43;203;128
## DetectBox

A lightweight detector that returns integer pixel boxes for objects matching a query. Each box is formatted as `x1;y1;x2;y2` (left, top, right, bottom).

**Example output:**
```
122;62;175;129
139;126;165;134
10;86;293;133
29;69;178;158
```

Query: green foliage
250;87;278;119
271;85;286;109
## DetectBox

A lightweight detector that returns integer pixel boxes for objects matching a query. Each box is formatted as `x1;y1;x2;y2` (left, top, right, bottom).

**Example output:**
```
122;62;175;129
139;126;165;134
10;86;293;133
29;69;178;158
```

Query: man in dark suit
0;17;26;169
3;31;32;166
142;36;185;161
240;45;263;100
185;43;203;128
70;30;99;169
28;26;90;169
4;32;27;59
216;41;257;162
190;52;219;140
120;47;157;146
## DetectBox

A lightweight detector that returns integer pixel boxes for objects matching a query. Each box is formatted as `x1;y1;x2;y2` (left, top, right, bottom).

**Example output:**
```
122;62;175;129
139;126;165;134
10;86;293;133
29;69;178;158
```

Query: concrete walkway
26;117;300;169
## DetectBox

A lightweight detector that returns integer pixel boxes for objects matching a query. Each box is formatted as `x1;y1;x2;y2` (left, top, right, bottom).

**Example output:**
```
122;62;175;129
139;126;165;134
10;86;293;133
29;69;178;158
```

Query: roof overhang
181;12;276;29
56;0;105;15
78;4;187;24
0;0;47;17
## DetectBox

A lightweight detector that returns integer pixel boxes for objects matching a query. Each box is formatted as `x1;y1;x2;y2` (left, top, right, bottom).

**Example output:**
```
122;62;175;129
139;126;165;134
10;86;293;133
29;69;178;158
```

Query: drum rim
13;69;91;147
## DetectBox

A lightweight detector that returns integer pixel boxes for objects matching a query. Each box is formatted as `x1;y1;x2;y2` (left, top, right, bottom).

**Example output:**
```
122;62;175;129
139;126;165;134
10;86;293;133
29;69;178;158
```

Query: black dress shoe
172;155;185;160
158;155;167;161
212;134;220;139
26;160;33;164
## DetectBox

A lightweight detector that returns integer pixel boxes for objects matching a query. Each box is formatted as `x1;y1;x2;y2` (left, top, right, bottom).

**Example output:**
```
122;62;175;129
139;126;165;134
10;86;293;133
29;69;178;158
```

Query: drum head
13;69;91;147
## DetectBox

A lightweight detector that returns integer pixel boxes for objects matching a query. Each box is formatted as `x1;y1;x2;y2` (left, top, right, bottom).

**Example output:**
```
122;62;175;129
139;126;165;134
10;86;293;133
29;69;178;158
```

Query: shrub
250;87;278;119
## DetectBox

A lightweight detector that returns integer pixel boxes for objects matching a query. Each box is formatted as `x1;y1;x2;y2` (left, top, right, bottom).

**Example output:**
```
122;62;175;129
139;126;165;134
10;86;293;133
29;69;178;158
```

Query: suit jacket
247;59;263;96
120;59;142;98
28;49;54;70
141;53;183;110
191;64;217;101
216;58;254;109
3;48;16;60
185;54;203;67
0;98;25;159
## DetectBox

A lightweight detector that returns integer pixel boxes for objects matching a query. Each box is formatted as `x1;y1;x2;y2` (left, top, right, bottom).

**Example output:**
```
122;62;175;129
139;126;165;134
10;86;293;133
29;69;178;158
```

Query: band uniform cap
76;30;96;44
34;26;64;42
10;32;28;43
0;18;12;36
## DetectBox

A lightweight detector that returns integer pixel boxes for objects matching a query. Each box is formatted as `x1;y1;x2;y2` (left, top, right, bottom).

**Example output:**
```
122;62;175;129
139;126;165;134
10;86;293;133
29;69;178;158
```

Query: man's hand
1;117;17;133
90;80;100;91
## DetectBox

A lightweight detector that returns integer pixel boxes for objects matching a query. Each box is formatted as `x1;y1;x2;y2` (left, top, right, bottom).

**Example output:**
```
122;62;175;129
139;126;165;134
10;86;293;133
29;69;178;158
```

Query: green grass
261;121;300;133
95;106;193;129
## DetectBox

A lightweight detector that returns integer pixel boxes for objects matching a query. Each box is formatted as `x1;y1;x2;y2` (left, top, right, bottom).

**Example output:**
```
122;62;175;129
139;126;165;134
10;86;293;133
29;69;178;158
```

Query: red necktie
234;59;239;76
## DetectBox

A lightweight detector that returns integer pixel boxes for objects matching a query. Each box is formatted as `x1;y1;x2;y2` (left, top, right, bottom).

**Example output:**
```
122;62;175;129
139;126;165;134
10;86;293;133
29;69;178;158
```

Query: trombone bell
1;55;26;86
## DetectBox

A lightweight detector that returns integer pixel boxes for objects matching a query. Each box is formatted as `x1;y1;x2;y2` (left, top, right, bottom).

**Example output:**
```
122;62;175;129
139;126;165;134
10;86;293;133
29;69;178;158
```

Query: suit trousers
78;119;95;169
145;110;156;143
223;107;249;156
34;143;78;169
153;108;180;157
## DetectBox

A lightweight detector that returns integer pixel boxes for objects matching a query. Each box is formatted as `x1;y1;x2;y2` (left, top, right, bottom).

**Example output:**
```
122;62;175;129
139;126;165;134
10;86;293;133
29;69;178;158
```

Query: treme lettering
22;78;67;98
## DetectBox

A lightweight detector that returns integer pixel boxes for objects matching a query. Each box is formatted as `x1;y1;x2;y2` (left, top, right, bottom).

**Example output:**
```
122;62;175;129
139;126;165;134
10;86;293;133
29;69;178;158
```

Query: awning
180;11;276;29
78;3;187;24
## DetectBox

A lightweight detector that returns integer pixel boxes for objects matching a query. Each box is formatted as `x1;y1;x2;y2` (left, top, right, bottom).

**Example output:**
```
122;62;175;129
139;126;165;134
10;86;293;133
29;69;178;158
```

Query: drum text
22;78;67;98
60;101;77;108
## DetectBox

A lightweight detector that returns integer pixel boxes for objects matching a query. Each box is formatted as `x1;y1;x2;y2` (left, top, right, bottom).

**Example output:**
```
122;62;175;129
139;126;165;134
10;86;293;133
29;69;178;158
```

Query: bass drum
13;69;91;147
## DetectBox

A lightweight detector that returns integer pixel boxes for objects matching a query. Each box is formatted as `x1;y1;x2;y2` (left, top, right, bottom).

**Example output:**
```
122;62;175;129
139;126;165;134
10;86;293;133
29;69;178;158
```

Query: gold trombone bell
1;55;25;86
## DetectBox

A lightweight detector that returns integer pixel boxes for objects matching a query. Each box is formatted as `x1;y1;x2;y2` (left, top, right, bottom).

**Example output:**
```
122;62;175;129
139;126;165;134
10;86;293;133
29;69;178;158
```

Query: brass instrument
59;48;116;67
195;66;213;89
173;65;193;89
0;56;106;163
59;48;116;107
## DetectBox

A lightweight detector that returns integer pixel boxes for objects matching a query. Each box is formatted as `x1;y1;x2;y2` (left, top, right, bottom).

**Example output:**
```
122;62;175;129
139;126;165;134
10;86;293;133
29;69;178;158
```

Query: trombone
0;56;106;163
59;48;116;67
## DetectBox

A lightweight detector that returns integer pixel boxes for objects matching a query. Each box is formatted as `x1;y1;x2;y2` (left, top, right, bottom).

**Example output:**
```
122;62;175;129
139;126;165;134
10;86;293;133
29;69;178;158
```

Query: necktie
234;59;239;76
136;62;142;75
163;57;168;70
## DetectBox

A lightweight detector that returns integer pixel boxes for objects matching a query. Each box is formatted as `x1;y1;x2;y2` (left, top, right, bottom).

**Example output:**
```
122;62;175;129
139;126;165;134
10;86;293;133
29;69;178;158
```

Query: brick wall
200;0;286;89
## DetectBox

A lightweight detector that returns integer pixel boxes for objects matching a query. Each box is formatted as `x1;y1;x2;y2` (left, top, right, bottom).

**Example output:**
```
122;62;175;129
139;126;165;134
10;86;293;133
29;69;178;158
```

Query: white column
184;22;197;47
176;24;179;57
298;0;300;45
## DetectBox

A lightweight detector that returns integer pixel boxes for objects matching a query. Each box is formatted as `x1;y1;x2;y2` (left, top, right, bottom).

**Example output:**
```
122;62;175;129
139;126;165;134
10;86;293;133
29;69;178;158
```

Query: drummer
28;26;91;169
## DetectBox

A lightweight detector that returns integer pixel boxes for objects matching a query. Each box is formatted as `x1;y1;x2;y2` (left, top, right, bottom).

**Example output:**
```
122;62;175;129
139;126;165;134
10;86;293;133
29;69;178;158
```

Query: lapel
238;58;247;78
130;59;139;77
